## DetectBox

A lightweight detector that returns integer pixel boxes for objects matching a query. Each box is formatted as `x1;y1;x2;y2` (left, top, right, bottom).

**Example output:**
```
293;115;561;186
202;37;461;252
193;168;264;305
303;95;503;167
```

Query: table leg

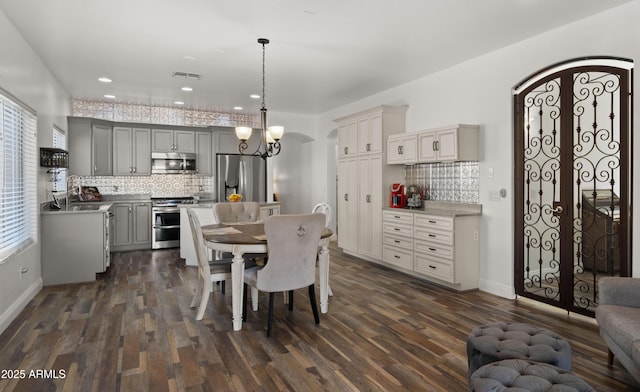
318;239;330;313
231;246;246;331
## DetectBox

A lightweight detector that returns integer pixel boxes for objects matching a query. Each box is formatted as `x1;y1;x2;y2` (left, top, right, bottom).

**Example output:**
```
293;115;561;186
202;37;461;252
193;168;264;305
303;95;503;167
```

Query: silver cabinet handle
344;193;348;201
344;147;348;155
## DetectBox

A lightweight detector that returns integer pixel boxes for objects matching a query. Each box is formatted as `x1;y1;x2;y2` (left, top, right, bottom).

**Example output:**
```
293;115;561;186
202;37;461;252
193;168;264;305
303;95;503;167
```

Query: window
52;126;66;192
0;90;38;263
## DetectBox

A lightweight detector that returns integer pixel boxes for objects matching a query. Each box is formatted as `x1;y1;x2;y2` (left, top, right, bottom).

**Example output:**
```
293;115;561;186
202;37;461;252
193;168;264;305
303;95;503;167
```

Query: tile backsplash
405;162;479;203
70;175;214;198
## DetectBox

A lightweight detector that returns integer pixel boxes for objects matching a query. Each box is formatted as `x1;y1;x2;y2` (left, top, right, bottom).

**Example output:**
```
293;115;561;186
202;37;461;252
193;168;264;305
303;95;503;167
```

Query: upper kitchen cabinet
417;124;479;163
68;117;113;176
195;131;213;176
113;127;151;176
152;129;195;153
337;121;358;158
336;105;407;160
387;133;418;164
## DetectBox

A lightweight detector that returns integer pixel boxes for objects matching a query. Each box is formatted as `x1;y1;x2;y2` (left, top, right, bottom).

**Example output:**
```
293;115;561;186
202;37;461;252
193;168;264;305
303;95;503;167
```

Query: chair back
312;202;332;227
213;202;260;223
257;213;325;292
187;208;210;279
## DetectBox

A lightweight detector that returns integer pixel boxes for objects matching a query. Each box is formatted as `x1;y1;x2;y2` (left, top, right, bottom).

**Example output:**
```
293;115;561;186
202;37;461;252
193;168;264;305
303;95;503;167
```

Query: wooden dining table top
202;222;332;245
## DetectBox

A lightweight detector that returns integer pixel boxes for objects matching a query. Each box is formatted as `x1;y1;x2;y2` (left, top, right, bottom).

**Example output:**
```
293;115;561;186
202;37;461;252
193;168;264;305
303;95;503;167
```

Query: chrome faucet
66;174;81;210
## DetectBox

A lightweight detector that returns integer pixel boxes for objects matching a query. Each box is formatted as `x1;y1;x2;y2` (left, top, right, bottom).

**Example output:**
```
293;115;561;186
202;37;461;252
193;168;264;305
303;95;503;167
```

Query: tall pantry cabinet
336;105;407;261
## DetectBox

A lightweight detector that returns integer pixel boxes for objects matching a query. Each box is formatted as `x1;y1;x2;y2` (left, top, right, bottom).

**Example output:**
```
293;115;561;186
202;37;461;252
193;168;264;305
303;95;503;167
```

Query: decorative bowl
227;194;243;202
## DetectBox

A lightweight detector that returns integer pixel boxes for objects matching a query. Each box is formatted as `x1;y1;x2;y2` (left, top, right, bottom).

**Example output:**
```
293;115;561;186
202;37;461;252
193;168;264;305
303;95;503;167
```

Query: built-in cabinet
152;129;195;153
336;105;407;261
195;131;214;176
111;202;152;251
113;127;151;176
387;134;418;164
382;209;480;291
68;117;113;176
386;124;479;164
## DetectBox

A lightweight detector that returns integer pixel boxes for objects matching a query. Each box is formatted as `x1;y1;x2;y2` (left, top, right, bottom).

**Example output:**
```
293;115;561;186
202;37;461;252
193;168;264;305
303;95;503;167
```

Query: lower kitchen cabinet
382;209;480;291
41;210;110;285
112;202;151;251
259;203;280;221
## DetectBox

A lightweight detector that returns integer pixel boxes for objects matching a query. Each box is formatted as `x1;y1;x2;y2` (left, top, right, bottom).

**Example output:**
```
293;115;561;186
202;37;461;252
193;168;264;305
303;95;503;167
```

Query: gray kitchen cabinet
152;129;195;153
112;202;151;251
67;117;113;176
113;127;151;175
41;210;110;285
259;204;280;221
195;131;213;176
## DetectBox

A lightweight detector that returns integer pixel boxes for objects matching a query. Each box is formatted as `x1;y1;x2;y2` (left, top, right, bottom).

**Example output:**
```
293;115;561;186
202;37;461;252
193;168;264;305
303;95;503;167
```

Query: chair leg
221;280;226;294
308;284;320;324
288;290;294;311
190;277;202;308
242;283;248;321
251;287;259;311
267;292;275;337
195;281;210;321
607;348;614;366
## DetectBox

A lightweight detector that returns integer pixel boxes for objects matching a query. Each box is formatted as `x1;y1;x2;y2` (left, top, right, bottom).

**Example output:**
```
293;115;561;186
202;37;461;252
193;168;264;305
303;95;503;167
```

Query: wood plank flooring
1;245;638;391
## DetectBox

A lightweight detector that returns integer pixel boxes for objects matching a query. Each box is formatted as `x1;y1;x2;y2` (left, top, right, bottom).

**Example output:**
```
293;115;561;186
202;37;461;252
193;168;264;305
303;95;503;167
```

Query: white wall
313;1;640;298
0;9;71;334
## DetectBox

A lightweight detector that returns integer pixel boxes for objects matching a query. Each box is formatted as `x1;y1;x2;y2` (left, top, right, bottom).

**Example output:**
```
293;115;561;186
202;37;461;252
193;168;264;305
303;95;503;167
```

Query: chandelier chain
262;41;266;110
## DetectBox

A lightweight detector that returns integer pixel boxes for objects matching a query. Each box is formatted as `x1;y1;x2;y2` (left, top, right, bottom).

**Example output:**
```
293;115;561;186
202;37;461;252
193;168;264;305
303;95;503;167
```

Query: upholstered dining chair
187;208;232;321
243;213;325;337
213;202;261;223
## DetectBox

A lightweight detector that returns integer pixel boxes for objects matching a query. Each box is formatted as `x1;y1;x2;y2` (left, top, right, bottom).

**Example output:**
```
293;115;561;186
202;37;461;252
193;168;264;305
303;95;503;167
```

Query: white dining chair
213;202;261;223
312;202;333;296
242;213;325;337
187;208;232;321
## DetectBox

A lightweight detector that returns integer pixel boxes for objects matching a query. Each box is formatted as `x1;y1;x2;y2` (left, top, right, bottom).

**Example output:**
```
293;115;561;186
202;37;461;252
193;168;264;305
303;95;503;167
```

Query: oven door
152;208;181;249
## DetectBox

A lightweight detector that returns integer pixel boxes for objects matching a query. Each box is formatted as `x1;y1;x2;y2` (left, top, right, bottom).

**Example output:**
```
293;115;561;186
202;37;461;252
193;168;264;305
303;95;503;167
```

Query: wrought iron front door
514;59;632;316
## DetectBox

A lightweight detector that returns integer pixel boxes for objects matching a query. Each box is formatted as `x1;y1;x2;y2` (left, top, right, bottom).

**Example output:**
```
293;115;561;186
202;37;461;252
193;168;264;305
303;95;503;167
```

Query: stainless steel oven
151;197;196;249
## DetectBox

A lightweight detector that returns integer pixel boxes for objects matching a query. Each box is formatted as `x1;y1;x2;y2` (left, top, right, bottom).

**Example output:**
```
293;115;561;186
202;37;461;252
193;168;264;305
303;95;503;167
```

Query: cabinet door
338;122;358;158
357;118;370;154
337;158;358;252
113;127;133;175
417;132;437;162
92;124;113;175
368;114;383;154
358;155;383;259
174;130;195;153
132;128;151;175
436;128;458;161
259;205;280;221
133;203;151;244
113;203;132;246
195;131;213;176
401;135;418;164
387;135;403;164
152;129;174;152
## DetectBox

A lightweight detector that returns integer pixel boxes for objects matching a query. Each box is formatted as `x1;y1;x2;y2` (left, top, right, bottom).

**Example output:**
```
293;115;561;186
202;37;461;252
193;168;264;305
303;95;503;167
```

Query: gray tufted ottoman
467;322;572;378
469;359;595;392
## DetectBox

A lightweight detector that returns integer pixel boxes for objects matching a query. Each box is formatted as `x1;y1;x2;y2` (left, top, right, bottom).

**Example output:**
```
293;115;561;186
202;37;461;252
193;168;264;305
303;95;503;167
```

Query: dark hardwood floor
0;244;638;391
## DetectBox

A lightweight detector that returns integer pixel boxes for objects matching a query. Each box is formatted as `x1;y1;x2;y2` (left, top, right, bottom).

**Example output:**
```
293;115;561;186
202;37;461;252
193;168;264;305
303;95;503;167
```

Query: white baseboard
479;277;516;299
0;277;43;336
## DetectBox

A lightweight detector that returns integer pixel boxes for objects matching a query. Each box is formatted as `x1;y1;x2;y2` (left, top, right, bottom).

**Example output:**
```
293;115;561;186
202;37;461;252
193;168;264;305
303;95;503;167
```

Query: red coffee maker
389;183;406;208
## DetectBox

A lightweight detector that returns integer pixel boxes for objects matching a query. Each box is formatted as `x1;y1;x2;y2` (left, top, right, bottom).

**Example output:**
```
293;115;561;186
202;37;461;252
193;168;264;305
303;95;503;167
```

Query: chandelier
235;38;283;159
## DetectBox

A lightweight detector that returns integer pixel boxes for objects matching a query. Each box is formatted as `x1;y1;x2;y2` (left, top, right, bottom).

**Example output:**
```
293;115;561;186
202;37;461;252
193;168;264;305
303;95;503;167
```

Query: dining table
202;222;333;331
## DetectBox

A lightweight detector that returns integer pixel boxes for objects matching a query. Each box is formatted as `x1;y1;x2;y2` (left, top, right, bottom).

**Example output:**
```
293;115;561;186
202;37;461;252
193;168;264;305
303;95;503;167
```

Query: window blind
52;126;66;192
0;92;38;263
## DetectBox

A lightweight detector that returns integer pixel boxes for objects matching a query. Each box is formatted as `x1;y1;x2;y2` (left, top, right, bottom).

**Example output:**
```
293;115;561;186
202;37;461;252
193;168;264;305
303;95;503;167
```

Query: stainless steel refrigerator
216;154;266;202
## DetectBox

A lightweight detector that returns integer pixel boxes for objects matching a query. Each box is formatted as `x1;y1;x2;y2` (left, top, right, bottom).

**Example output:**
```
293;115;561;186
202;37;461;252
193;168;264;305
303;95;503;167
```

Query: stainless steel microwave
151;152;197;174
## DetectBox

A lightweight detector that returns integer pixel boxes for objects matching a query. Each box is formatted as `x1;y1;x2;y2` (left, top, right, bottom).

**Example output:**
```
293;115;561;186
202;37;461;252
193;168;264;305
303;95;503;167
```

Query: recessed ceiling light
181;86;193;92
174;101;185;105
98;77;112;83
103;94;116;99
233;106;243;110
250;94;260;99
183;56;196;61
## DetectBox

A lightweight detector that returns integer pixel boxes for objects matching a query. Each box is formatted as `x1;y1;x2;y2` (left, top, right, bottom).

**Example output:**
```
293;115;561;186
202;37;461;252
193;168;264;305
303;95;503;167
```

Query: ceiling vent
172;72;201;80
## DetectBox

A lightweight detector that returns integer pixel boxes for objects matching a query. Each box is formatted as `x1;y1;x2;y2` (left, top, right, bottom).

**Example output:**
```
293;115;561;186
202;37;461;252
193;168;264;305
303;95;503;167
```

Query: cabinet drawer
415;254;453;282
383;210;413;225
414;227;452;245
415;214;453;230
383;234;413;250
383;245;413;269
415;239;453;260
383;223;413;237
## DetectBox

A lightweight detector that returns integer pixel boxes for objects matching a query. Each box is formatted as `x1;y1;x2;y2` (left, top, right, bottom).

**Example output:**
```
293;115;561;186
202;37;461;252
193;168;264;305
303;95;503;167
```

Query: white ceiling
0;0;633;115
